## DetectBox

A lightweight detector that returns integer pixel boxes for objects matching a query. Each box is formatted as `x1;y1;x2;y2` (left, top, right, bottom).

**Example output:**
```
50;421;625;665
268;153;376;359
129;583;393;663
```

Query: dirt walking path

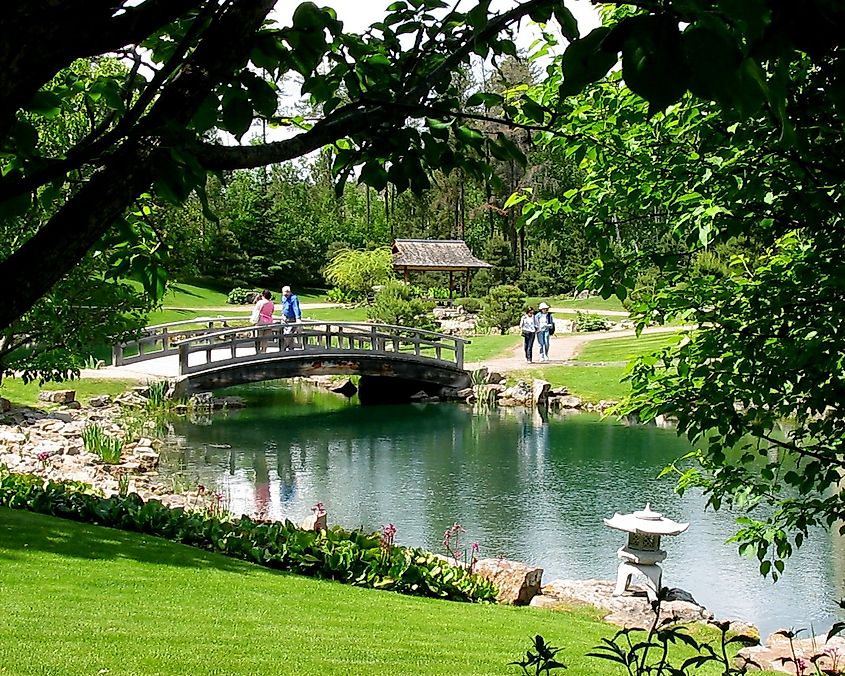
466;325;689;373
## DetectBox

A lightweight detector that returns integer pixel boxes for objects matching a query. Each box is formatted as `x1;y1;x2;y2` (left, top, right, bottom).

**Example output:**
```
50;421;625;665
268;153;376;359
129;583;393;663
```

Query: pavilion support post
449;271;454;298
404;266;409;283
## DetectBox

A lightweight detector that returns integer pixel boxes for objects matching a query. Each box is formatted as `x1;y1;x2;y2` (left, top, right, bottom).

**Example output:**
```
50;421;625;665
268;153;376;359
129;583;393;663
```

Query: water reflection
159;382;845;636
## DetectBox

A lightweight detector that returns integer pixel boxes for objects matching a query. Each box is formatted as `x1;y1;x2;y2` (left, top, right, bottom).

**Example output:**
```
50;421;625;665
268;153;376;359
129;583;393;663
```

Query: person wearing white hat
534;302;555;362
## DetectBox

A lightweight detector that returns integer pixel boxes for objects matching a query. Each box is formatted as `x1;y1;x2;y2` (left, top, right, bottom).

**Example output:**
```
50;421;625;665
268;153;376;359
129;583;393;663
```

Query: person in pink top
253;289;274;352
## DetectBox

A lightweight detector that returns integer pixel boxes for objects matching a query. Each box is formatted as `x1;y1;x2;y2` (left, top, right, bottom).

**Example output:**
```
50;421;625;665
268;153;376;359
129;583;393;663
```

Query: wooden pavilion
391;238;492;297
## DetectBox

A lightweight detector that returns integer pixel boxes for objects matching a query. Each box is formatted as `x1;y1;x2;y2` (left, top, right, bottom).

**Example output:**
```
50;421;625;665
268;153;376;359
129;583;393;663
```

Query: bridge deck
111;319;471;390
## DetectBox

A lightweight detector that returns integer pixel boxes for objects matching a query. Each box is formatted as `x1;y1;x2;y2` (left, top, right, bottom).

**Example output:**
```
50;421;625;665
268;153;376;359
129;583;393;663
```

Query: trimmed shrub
227;287;259;305
480;285;526;335
574;311;611;332
367;281;436;330
454;297;481;314
0;470;497;603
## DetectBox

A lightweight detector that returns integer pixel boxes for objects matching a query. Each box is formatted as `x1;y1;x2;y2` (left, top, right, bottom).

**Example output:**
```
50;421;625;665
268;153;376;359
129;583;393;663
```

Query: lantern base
612;561;662;602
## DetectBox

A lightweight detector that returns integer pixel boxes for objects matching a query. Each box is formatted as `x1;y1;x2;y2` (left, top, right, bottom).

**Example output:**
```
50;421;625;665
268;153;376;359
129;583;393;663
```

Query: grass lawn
573;332;683;364
145;307;247;325
464;334;521;363
303;306;371;322
524;296;627;313
0;377;138;408
0;508;735;676
509;365;630;402
152;283;330;309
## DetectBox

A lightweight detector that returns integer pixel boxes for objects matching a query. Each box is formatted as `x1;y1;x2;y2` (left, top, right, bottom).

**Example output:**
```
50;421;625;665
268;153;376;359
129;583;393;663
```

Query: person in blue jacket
280;285;302;350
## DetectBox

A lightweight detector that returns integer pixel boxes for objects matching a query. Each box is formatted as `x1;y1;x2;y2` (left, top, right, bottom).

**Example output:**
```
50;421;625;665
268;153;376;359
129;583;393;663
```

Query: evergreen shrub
454;298;481;314
367;281;436;330
227;287;259;305
481;285;526;335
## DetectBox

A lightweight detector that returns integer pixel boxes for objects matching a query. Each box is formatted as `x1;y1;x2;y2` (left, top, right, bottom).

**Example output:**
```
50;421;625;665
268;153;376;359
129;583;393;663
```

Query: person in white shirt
519;307;538;363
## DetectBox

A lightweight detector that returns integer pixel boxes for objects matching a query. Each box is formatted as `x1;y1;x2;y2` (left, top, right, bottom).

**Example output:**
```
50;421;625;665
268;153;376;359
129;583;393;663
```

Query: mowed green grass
573;332;683;364
524;296;627;313
509;365;631;402
0;508;643;676
0;377;138;408
146;304;365;326
464;334;521;363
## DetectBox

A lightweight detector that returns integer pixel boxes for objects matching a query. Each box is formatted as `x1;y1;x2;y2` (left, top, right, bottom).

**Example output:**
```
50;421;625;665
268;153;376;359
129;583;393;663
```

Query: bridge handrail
168;320;470;346
173;320;467;374
143;315;251;331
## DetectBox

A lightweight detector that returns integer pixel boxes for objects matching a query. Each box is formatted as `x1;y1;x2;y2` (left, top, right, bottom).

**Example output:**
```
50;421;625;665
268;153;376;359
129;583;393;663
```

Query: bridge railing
113;316;251;366
170;320;469;375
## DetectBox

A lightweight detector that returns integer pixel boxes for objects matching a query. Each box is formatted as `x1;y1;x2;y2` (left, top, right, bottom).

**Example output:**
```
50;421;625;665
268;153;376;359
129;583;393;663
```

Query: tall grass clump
81;423;123;464
145;380;170;411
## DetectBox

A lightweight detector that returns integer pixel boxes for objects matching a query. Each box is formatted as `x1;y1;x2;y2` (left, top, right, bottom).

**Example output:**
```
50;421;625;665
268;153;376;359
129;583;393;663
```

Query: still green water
162;382;845;636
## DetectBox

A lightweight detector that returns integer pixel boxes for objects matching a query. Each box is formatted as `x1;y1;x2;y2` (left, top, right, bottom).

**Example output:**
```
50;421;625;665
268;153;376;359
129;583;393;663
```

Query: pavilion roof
392;239;491;271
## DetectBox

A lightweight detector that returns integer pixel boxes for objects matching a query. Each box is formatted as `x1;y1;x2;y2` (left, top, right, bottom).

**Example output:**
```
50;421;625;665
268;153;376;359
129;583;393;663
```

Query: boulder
33;440;65;456
533;379;551;405
38;389;76;404
61;401;82;410
474;558;543;605
533;579;712;628
555;395;583;410
132;448;159;471
47;411;74;423
737;630;844;673
130;385;151;398
549;386;569;397
88;395;112;408
503;381;532;405
471;367;489;383
457;387;474;399
114;391;148;408
0;398;10;413
0;428;26;444
189;392;214;407
487;371;505;384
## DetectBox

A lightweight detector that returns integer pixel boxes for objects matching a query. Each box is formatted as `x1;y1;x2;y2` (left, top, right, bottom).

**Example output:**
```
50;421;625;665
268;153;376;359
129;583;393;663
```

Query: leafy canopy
509;2;845;575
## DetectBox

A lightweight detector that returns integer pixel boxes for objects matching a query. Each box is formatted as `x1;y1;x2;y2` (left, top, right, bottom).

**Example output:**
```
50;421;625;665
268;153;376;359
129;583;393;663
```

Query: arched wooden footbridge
113;317;471;397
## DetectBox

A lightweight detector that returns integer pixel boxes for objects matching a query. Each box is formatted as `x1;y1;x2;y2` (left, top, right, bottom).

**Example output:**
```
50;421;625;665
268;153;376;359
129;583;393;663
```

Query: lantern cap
603;503;689;536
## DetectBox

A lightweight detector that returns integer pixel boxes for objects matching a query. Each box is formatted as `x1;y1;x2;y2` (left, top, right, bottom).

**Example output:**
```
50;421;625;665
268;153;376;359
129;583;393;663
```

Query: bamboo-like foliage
324;247;395;300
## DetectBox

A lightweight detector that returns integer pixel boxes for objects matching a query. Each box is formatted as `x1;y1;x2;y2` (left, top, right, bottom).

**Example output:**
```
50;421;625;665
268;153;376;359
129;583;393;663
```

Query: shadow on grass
0;507;266;576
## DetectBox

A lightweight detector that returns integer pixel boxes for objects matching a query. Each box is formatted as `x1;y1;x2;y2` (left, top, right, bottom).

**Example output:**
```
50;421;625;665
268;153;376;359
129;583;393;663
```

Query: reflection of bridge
113;317;471;398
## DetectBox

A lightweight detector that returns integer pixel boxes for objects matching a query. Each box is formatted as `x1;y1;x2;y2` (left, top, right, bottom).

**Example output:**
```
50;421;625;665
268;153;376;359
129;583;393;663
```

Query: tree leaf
221;96;254;139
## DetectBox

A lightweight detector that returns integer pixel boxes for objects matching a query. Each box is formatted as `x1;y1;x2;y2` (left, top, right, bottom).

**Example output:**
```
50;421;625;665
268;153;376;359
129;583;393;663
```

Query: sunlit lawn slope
0;377;139;408
573;333;682;364
0;508;654;676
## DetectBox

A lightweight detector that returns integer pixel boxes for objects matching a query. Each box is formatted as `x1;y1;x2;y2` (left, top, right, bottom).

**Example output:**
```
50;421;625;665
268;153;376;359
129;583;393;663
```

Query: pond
160;381;845;637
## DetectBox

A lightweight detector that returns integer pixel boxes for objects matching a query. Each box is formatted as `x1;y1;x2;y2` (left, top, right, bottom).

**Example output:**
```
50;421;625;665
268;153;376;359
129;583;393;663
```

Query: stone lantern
603;504;689;601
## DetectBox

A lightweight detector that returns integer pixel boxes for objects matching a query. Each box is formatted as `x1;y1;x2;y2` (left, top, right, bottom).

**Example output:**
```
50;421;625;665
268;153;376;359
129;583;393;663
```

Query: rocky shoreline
0;388;249;511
